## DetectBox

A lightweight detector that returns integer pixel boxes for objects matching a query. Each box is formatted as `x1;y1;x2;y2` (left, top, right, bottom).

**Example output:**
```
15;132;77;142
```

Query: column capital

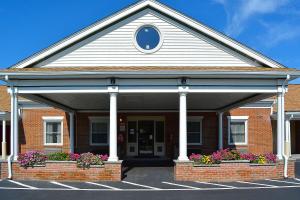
108;86;119;94
178;86;189;94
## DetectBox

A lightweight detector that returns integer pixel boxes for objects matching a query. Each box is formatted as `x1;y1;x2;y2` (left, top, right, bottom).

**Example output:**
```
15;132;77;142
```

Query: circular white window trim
133;24;164;54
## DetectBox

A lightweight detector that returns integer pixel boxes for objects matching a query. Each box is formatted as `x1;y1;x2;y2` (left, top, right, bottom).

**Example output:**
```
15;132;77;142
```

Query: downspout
5;75;13;179
282;74;290;178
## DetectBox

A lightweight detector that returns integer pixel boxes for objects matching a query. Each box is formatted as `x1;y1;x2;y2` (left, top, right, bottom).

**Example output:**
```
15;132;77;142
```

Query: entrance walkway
122;158;174;182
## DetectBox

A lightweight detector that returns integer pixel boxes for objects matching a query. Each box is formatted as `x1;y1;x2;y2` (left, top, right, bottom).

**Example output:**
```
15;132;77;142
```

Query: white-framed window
89;117;109;146
187;116;203;145
43;116;64;146
227;116;248;145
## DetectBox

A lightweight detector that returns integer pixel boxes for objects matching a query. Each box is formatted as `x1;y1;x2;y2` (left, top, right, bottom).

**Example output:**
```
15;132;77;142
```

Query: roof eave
0;70;298;80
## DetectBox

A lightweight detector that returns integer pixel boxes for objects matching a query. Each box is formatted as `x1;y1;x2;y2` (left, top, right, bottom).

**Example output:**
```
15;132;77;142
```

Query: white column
277;91;283;160
2;120;6;159
10;89;15;159
178;92;189;161
108;92;118;162
285;118;291;157
218;112;223;150
69;112;75;154
13;89;19;160
281;91;285;157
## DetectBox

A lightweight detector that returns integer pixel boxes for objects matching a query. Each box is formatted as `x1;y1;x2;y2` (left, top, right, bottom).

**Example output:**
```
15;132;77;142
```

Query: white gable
34;9;259;68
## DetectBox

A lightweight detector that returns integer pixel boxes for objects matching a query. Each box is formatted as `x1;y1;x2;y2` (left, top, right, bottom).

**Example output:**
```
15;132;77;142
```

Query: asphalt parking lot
0;161;300;200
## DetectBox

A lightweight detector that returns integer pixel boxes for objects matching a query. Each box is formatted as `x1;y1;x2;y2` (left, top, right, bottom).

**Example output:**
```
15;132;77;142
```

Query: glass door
138;120;154;156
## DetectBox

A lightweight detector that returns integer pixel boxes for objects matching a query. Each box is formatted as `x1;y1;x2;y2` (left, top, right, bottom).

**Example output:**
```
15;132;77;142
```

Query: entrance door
126;117;165;157
138;120;154;156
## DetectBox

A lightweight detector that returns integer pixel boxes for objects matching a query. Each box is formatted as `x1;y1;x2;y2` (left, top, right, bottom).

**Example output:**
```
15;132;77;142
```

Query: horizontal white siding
35;10;259;68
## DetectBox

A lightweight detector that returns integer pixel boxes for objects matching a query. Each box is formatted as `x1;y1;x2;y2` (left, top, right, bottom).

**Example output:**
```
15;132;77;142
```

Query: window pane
136;26;160;50
128;121;137;143
187;122;200;132
45;122;61;144
91;121;108;144
187;133;200;144
92;122;107;133
92;133;107;144
155;121;164;143
187;121;201;144
230;122;245;143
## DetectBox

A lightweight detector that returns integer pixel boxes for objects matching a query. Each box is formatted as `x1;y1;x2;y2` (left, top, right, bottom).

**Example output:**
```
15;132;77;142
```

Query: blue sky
0;0;300;82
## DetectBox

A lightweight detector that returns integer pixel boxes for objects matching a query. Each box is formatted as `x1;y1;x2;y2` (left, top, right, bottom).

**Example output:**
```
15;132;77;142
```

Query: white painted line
294;178;300;182
265;179;300;185
8;180;37;189
162;182;200;189
195;181;237;188
122;181;161;190
86;182;122;190
1;185;300;191
236;181;278;188
50;181;78;190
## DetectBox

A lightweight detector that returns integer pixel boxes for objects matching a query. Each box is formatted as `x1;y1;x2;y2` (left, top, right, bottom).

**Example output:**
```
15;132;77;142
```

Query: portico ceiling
20;92;267;111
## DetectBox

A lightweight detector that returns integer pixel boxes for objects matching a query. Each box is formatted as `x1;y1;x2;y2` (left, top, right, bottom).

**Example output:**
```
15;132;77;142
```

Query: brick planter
174;159;295;182
0;160;122;181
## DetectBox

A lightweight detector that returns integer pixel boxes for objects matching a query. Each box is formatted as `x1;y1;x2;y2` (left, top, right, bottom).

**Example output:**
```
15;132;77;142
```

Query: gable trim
10;0;285;69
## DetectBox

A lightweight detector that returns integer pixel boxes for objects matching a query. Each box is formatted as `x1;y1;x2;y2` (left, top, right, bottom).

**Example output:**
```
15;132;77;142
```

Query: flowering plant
264;153;277;163
77;152;107;169
240;153;257;162
189;149;277;165
99;154;108;161
47;152;80;161
189;153;202;162
18;151;47;168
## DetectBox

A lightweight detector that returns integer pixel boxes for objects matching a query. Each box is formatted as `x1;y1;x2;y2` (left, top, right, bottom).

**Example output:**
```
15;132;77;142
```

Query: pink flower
189;153;202;161
99;154;108;161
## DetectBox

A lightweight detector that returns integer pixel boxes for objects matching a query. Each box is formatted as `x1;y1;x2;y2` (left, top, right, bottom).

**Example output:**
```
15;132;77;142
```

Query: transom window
227;116;248;145
89;117;109;145
135;25;161;53
43;116;63;145
187;116;203;145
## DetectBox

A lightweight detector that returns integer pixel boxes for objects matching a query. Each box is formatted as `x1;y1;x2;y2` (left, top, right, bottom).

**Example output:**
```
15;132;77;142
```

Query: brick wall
20;109;70;153
174;160;295;182
0;161;122;181
224;108;274;154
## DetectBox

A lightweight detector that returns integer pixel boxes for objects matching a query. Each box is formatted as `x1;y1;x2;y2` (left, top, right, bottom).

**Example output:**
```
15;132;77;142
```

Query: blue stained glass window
136;26;160;51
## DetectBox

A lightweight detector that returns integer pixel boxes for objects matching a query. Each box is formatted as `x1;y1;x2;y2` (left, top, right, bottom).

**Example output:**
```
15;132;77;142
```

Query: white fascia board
0;71;296;81
10;0;285;69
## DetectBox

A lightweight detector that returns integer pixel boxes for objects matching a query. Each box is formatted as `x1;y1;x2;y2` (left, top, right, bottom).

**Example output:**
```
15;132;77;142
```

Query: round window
135;25;161;53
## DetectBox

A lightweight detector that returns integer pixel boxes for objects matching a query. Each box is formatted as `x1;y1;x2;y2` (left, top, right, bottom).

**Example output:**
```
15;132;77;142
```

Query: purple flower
17;150;47;168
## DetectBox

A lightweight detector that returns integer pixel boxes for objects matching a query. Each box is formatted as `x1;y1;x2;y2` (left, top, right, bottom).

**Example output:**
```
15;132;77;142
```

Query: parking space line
265;179;300;185
8;180;37;189
162;182;200;189
195;181;236;188
236;181;278;187
122;181;161;190
86;182;122;190
294;178;300;182
50;181;78;190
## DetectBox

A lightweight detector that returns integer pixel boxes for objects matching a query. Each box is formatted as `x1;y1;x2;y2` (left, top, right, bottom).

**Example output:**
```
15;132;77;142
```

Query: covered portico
1;67;296;162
